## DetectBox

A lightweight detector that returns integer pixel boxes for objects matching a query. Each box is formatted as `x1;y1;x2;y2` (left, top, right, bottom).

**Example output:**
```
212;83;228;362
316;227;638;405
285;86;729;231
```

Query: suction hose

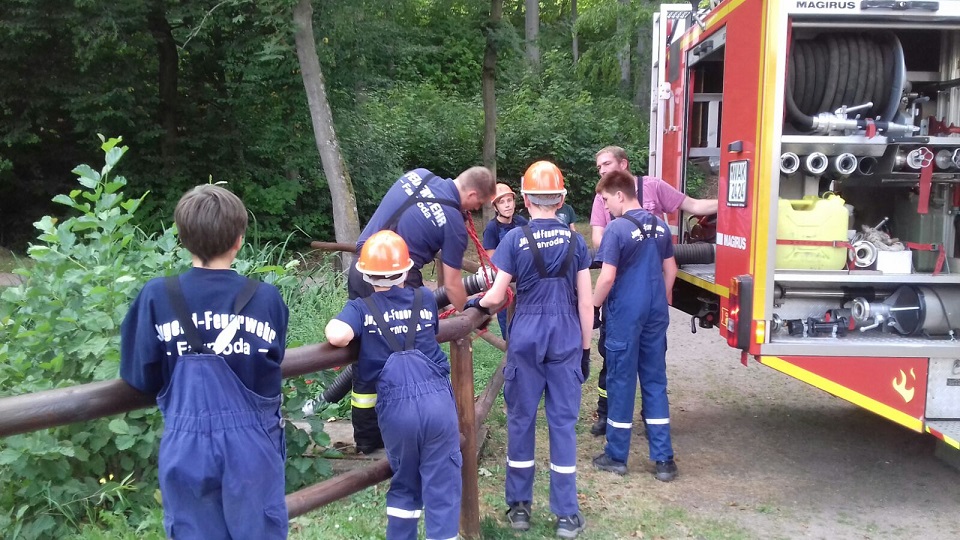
674;243;716;266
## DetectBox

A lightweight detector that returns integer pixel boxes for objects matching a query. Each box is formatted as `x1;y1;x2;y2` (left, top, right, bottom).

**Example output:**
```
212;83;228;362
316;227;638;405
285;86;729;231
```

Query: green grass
0;246;26;273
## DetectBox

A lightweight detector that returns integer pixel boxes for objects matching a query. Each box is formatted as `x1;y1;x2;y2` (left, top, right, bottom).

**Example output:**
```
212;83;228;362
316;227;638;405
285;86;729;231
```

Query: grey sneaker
655;459;678;482
592;452;627;475
556;511;586;538
506;502;531;531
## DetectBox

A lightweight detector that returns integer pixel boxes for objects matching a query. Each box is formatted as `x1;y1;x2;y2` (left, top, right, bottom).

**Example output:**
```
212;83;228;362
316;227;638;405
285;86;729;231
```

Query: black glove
593;306;602;329
464;296;491;315
581;349;591;381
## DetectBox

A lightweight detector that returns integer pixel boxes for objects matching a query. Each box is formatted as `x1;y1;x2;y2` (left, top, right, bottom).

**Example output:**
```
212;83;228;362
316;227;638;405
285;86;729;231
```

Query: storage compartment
776;195;849;270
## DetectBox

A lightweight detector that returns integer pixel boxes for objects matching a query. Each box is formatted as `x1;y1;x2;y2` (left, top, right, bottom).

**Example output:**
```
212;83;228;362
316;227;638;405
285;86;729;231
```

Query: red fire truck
652;0;960;450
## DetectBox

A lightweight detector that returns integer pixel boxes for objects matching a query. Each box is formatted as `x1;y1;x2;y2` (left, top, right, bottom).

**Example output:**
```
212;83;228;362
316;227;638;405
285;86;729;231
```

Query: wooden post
450;337;481;539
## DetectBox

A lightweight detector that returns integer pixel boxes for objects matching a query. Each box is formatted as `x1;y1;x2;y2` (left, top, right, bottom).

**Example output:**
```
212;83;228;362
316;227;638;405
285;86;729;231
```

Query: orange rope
438;213;514;320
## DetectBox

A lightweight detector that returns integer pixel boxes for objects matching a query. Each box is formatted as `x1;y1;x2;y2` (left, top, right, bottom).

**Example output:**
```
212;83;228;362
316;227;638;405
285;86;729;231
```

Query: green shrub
0;137;333;538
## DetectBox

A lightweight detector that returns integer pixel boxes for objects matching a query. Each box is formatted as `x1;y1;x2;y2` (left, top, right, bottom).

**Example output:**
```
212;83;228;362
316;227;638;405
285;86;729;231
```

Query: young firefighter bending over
470;161;593;539
591;170;679;482
325;230;461;540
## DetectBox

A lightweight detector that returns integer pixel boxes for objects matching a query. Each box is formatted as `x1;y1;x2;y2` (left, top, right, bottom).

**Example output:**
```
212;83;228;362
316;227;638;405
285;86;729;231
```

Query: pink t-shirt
590;176;686;228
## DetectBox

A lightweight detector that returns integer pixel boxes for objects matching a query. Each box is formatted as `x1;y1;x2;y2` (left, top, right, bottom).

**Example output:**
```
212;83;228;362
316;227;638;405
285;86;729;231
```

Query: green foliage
0;138;336;537
0;136;184;539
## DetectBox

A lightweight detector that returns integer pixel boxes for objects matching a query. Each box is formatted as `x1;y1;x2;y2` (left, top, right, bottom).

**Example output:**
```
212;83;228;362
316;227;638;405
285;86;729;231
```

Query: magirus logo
796;1;857;8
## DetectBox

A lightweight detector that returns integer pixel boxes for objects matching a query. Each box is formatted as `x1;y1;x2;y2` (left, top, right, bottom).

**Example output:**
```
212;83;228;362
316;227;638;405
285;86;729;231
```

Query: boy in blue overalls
482;182;528;338
326;230;462;540
120;185;290;539
590;170;679;482
347;166;495;454
471;161;593;538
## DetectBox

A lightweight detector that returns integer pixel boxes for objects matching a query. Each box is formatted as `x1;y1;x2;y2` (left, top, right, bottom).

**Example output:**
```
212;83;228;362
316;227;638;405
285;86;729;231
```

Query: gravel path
659;307;960;539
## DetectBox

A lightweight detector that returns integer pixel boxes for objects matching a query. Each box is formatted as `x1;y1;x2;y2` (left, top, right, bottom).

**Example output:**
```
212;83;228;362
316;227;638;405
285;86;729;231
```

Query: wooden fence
0;308;505;539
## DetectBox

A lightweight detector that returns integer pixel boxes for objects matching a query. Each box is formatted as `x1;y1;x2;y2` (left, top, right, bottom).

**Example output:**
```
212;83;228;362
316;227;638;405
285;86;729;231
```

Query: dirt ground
639;307;960;539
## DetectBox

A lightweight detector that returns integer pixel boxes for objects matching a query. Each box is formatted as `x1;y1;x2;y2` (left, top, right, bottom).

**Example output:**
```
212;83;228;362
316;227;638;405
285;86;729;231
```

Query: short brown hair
596;170;637;200
596;146;629;162
457;166;497;200
174;185;248;265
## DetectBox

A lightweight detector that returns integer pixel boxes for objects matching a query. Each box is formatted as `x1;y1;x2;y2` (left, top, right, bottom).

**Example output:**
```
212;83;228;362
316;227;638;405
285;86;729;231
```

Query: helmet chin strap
362;272;407;288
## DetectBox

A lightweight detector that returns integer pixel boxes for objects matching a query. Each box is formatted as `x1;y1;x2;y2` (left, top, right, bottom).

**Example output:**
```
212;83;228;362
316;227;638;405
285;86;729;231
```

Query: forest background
0;1;668;537
1;0;664;252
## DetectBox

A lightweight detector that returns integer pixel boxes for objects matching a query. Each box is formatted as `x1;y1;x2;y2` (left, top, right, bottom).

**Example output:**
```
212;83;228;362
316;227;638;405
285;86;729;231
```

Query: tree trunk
481;0;503;225
146;3;178;171
292;0;360;265
617;0;631;95
571;0;579;64
524;0;540;68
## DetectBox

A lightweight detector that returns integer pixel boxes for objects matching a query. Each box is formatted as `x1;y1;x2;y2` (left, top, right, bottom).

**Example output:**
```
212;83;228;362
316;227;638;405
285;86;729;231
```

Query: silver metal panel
764;333;960;357
926;357;960;418
781;135;889;157
679;264;716;285
926;420;960;443
787;1;960;19
775;271;960;284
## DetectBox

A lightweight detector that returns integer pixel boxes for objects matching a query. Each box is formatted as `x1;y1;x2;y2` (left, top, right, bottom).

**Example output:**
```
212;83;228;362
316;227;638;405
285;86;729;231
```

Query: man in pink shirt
588;145;717;436
589;146;717;247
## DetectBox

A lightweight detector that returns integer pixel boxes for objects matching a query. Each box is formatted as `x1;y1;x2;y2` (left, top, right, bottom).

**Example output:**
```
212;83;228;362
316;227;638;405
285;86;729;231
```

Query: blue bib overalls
504;226;583;517
158;277;287;540
363;290;462;540
603;214;673;464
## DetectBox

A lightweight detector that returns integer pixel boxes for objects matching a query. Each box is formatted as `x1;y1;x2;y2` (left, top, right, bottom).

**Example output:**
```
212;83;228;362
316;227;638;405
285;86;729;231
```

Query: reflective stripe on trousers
503;276;583;516
602;239;673;464
377;350;461;540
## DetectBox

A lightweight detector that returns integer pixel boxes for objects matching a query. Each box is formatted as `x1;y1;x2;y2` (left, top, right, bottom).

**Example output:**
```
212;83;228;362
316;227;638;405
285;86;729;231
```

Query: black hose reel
786;32;908;134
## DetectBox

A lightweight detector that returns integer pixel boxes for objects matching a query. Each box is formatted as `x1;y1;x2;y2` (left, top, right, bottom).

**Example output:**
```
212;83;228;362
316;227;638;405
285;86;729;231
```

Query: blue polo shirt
334;286;449;393
597;209;673;270
120;268;289;397
356;169;468;270
491;218;590;293
482;215;529;251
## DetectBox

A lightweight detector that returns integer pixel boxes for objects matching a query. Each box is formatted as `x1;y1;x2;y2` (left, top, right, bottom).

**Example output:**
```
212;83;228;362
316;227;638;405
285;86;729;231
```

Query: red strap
905;242;945;276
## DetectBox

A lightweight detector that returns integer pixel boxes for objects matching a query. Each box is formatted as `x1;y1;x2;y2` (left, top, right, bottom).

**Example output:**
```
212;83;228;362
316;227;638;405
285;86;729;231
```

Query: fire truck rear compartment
767;22;960;354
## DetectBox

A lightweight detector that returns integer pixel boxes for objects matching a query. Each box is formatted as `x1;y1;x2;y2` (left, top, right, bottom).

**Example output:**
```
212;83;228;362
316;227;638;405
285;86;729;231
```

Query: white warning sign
727;160;748;208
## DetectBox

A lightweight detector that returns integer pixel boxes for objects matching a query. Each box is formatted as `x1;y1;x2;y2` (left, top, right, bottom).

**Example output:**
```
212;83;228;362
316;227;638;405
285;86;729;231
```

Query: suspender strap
521;225;578;278
383;173;462;230
164;275;260;355
521;225;549;278
620;213;645;231
557;233;578;276
362;288;423;354
406;288;422;351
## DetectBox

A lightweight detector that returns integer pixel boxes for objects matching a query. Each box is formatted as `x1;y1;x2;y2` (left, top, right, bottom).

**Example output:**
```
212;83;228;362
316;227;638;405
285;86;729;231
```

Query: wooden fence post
450;337;481;539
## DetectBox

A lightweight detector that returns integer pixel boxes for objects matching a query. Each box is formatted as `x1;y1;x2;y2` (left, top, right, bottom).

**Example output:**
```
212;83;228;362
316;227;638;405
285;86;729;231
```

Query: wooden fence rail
0;308;500;539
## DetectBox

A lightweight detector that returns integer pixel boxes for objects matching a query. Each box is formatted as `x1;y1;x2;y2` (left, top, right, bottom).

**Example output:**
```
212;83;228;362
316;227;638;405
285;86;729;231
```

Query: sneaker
589;417;607;437
556;511;586;538
506;502;531;531
655;459;678;482
592;452;627;475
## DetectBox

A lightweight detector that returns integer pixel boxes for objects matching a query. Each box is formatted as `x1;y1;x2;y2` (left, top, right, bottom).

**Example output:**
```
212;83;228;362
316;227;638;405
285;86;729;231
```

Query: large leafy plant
0;136;333;538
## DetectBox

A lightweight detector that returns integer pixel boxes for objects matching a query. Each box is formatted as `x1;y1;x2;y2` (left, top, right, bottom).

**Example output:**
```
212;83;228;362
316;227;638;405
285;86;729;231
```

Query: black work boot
589;416;607;437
